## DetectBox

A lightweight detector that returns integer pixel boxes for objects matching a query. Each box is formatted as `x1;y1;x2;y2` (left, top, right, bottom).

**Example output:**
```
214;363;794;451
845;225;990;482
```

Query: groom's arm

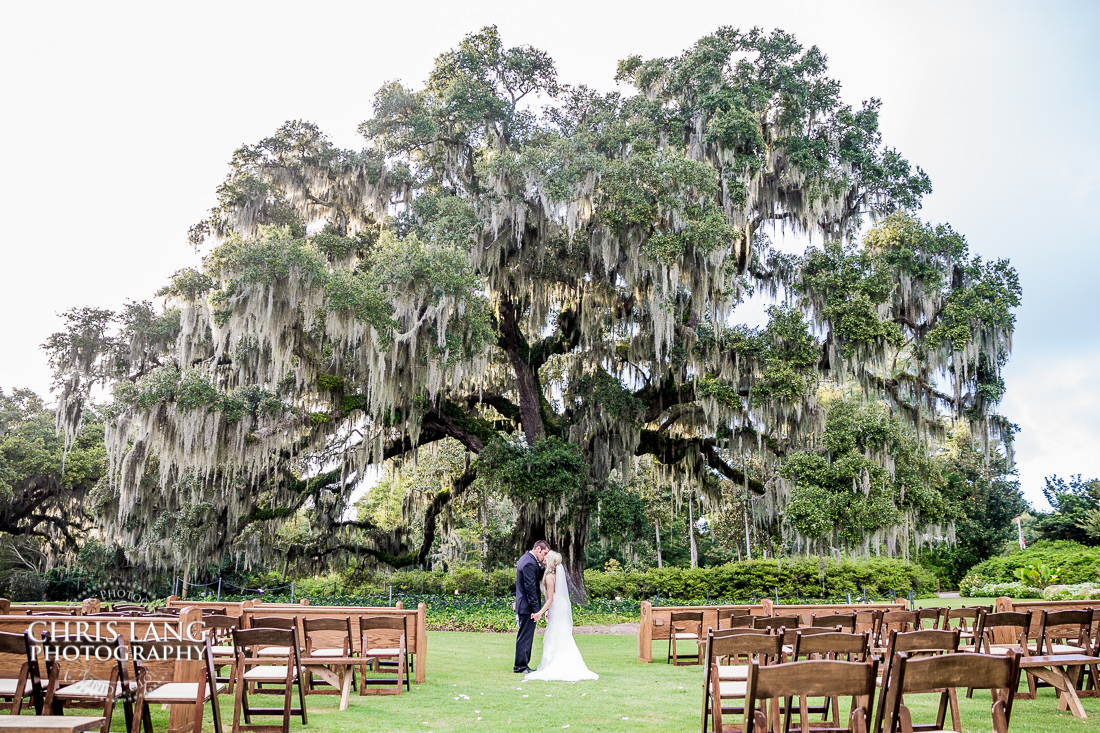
521;560;540;616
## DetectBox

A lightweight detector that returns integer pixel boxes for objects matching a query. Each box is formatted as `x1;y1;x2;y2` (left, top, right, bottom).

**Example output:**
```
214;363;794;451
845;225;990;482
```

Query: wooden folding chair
701;627;775;731
202;614;241;693
742;658;878;733
879;651;1020;733
0;629;43;714
786;629;870;730
704;629;783;732
871;628;961;733
970;610;1034;698
130;636;224;733
302;617;354;695
812;612;856;633
42;634;136;733
231;627;306;733
359;616;408;695
668;611;705;666
1036;608;1097;698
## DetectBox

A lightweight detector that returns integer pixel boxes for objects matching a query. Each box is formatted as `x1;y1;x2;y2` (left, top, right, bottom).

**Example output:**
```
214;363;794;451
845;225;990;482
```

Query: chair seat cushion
717;680;747;697
365;647;402;656
211;645;235;655
244;665;298;682
309;648;347;657
144;681;226;702
257;646;294;656
716;664;749;680
0;678;32;696
55;680;137;698
673;633;699;640
1047;643;1087;654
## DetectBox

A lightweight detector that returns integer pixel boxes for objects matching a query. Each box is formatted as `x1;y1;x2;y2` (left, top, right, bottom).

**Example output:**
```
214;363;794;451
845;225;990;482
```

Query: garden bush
335;556;935;603
964;541;1100;585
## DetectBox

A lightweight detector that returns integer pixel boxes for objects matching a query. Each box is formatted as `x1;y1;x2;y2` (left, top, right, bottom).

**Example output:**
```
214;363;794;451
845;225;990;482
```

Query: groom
514;539;551;673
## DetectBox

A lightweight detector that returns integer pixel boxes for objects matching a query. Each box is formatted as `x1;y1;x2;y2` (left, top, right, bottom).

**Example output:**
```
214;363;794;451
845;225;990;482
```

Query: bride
524;551;599;682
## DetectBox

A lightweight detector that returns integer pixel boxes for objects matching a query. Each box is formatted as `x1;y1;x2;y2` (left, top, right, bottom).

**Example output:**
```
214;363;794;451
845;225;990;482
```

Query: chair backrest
791;630;869;661
303;616;353;656
781;625;840;647
744;659;878;733
887;628;961;656
232;627;300;663
709;630;783;665
854;609;884;638
878;610;919;643
976;610;1033;651
201;614;240;645
669;610;704;633
944;605;989;631
359;614;404;648
1038;608;1094;653
812;612;856;632
916;607;943;629
722;613;755;629
754;614;800;630
880;651;1020;733
247;615;298;631
717;608;751;629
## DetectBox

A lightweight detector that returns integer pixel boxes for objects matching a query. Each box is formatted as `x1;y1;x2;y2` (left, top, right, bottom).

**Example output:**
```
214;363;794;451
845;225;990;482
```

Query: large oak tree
47;27;1019;600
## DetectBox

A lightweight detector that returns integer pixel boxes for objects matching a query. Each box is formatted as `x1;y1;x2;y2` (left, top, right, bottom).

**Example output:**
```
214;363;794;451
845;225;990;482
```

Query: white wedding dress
524;565;598;682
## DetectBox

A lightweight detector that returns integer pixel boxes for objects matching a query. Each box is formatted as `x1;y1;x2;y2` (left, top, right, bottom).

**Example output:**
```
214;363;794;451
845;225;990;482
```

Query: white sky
1;0;1097;508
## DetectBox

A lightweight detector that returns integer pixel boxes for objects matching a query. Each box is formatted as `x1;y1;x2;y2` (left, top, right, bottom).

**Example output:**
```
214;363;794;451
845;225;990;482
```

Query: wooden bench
637;599;909;663
0;608;208;731
4;600;99;616
164;598;257;617
236;601;428;683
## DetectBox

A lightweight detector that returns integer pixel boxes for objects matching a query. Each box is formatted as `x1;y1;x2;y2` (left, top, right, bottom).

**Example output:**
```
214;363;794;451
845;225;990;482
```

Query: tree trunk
514;501;590;605
498;291;546;445
688;495;698;569
654;519;663;568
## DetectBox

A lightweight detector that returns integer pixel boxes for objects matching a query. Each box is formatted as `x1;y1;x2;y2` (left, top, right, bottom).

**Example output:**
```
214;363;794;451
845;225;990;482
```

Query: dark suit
514;551;542;671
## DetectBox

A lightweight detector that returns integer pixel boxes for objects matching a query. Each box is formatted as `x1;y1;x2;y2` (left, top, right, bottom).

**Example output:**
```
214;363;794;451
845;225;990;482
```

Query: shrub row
291;557;935;602
964;541;1100;586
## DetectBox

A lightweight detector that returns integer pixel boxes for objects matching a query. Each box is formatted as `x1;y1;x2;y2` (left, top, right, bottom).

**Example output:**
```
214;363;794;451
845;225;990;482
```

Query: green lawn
27;629;1097;732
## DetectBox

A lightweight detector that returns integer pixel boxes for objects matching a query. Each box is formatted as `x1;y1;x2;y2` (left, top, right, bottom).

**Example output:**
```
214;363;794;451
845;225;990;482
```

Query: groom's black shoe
514;666;532;673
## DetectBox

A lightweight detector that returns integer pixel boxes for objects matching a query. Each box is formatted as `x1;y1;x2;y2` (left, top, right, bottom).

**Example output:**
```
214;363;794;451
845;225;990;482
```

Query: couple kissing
513;540;598;682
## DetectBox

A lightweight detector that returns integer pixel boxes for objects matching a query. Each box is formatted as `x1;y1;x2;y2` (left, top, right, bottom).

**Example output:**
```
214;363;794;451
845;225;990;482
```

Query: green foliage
583;557;934;601
779;395;950;547
477;436;586;505
1032;475;1100;545
965;541;1100;585
917;438;1026;587
1017;562;1060;589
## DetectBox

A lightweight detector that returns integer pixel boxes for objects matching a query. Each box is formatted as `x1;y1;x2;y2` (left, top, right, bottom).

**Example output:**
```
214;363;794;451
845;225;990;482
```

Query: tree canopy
46;26;1020;599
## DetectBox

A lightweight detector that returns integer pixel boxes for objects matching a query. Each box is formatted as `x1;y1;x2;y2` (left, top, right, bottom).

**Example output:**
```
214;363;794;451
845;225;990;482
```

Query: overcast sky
1;0;1096;507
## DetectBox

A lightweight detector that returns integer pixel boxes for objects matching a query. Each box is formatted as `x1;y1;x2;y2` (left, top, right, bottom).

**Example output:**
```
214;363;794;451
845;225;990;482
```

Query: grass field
27;627;1097;732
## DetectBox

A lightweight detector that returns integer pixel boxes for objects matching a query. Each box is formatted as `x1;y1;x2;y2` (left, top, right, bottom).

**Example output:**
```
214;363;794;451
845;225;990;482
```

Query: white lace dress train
524;565;599;682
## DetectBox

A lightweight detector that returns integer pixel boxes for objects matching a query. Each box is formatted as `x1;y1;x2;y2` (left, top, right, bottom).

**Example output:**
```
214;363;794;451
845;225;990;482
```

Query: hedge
326;557;936;602
963;541;1100;586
